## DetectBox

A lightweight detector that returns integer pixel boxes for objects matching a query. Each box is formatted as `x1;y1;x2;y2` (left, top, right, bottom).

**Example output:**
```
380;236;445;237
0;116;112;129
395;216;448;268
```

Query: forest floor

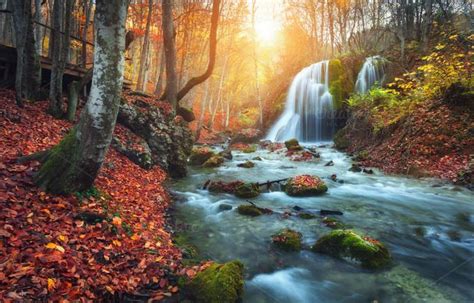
339;98;473;187
0;89;202;301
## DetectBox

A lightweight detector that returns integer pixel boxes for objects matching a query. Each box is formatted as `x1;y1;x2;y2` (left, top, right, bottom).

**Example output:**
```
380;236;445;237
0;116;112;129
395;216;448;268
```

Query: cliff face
334;96;473;187
117;94;194;178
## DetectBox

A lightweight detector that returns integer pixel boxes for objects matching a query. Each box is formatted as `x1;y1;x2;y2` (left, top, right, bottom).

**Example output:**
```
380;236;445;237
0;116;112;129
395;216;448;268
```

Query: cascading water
355;56;385;93
266;60;335;142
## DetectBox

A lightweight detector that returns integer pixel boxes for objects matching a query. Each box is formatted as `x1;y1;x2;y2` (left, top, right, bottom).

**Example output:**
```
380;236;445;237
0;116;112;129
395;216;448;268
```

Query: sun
255;20;280;44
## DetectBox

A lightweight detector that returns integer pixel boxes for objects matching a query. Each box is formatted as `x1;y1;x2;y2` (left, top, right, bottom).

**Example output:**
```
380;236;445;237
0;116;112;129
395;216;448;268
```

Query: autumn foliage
0;90;189;301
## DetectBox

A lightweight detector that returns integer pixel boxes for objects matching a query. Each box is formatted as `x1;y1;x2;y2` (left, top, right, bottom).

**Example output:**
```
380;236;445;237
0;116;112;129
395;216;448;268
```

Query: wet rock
237;161;255;168
218;149;233;160
234;183;260;199
298;213;316;219
325;160;334;166
330;174;338;182
111;135;153;170
349;163;362;172
320;209;343;216
242;145;257;153
237;204;263;217
284;138;303;151
207;181;244;194
353;150;369;161
312;230;391;269
117;101;193;178
202;156;225;168
447;230;462;241
252;156;263;161
177;106;196;122
189;147;215;166
285;175;328;197
186;260;244;303
218;204;233;212
271;228;303;251
363;168;374;174
333;129;350;150
322;217;345;229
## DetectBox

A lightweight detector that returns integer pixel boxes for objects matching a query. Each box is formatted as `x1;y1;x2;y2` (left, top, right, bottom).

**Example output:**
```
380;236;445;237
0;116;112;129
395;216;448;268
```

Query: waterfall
355;56;385;94
266;60;335;142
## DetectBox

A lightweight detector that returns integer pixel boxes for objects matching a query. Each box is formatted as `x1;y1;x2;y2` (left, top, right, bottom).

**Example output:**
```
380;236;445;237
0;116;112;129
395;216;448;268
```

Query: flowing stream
171;145;474;303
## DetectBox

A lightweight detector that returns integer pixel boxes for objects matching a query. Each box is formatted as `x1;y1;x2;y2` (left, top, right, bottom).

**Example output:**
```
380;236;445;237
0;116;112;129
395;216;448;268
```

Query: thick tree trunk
421;0;432;51
136;0;153;92
81;0;93;68
162;0;178;110
35;0;128;194
154;45;165;95
11;0;41;106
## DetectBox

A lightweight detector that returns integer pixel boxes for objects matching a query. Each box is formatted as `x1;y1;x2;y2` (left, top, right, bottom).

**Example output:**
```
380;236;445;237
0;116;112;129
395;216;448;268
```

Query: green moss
202;156;225;168
187;261;244;303
328;59;353;109
35;128;91;194
237;160;255;168
272;228;302;251
298;213;316;219
237;205;263;217
234;183;260;199
242;145;257;153
312;230;391;269
333;129;350;150
189;147;215;166
285;175;328;197
174;234;201;266
284;138;302;151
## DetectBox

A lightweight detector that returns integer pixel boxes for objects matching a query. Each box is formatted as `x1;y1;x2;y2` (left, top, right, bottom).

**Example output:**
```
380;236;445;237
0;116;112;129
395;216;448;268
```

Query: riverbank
0;90;184;301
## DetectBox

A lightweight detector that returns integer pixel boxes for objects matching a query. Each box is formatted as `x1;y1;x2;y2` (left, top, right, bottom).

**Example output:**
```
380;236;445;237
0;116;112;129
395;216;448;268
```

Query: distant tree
35;0;129;194
10;0;41;107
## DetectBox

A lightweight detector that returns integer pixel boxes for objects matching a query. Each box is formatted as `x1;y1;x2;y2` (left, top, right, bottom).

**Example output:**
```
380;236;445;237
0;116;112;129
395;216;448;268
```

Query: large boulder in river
285;175;328;196
312;230;391;269
284;138;303;151
202;156;225;168
189;147;215;166
186;260;244;303
208;181;244;194
272;228;302;251
237;204;263;217
234;183;260;198
117;99;193;178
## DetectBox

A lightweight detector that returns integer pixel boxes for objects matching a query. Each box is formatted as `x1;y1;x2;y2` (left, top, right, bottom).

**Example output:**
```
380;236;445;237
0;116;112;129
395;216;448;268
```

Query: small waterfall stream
266;61;335;142
355;56;385;93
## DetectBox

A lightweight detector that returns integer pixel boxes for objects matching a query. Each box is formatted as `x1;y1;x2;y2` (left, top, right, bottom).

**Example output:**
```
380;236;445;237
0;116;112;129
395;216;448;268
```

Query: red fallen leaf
0;229;12;238
159;278;167;288
185;269;196;277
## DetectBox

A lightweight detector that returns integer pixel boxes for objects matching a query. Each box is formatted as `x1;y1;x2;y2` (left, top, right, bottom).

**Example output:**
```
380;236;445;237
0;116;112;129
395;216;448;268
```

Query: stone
189;147;215;166
285;175;328;197
312;230;391;269
271;228;303;251
325;160;334;166
237;161;255;168
218;204;233;212
284;138;303;151
202;156;225;168
349;163;362;172
237;205;263;217
218;149;233;160
234;183;260;199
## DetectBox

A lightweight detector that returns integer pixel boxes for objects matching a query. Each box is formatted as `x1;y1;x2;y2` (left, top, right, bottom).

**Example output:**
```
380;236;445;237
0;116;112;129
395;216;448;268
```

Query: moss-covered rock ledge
312;230;391;269
186;261;244;303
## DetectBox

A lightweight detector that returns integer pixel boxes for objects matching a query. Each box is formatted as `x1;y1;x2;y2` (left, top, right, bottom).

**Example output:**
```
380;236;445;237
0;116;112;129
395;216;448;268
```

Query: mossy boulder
284;138;303;151
312;230;391;269
242;145;257;153
207;181;244;194
237;161;255;168
285;175;328;196
271;228;303;251
298;213;316;219
328;59;353;109
177;106;196;122
237;204;263;217
189;147;215;166
202;156;225;168
349;163;362;172
333;129;350;150
218;149;233;160
187;261;244;303
234;183;260;198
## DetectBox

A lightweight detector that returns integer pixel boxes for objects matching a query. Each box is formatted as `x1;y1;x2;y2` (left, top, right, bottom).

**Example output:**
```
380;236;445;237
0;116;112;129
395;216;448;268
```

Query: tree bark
137;0;153;92
35;0;128;194
160;0;221;104
81;0;93;68
11;0;41;106
161;0;178;110
154;45;165;95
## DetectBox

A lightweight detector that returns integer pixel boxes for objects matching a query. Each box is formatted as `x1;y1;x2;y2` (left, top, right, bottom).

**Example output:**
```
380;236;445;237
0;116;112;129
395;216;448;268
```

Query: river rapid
171;144;474;303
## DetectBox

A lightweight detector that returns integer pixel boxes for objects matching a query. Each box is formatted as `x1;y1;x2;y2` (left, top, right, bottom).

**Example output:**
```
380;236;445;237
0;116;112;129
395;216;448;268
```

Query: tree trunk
11;0;41;106
35;0;128;194
154;46;165;95
421;0;432;51
195;79;210;141
162;0;178;110
136;0;153;92
81;0;93;68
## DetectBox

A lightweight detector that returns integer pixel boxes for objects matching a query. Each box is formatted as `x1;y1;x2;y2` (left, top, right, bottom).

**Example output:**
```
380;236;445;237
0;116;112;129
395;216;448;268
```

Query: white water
266;61;335;142
355;56;385;93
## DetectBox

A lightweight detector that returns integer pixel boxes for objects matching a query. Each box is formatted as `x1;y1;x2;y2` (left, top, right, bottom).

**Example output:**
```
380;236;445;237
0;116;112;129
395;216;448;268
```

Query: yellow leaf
155;256;163;262
58;235;68;243
45;242;65;253
112;240;121;247
47;278;56;291
112;217;122;226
